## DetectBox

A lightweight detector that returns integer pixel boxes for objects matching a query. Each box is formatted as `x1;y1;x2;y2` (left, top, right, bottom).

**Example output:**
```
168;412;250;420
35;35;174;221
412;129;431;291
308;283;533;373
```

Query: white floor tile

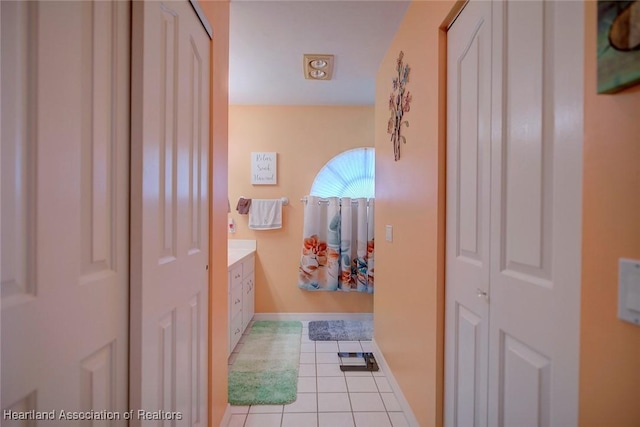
381;393;402;412
282;412;318;427
227;414;246;427
360;341;373;352
316;341;339;352
317;393;352;412
299;352;316;364
346;376;378;392
353;412;392;427
244;413;282;427
248;404;283;414
284;393;317;413
319;412;355;427
372;368;385;377
388;412;409;427
229;405;249;414
349;393;385;412
226;316;408;427
298;363;317;377
343;370;374;377
374;376;392;393
316;352;340;364
301;343;316;353
338;341;363;352
317;376;348;393
316;363;344;377
301;320;310;327
298;376;317;393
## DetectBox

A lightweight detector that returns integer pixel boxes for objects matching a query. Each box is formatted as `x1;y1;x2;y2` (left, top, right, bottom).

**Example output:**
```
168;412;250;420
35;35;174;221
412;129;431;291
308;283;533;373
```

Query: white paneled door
445;1;492;426
130;1;210;426
1;0;130;423
445;1;584;426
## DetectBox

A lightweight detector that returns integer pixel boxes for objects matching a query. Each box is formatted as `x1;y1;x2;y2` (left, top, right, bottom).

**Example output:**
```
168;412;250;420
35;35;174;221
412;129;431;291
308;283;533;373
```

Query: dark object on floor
308;320;373;341
338;352;379;372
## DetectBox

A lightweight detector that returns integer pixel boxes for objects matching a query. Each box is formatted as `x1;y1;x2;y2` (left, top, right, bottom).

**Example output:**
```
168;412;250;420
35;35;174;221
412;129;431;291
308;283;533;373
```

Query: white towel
248;199;282;230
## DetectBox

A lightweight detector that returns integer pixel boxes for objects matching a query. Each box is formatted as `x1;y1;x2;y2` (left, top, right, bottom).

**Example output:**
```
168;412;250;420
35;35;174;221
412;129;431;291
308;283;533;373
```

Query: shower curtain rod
300;197;372;206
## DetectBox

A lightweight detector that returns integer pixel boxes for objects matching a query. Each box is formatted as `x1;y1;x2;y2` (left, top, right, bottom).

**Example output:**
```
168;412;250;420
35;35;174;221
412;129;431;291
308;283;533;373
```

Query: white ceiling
229;1;410;105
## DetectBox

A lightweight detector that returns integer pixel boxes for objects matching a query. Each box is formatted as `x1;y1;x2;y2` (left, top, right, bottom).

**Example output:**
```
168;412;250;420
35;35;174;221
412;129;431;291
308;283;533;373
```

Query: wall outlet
228;218;236;234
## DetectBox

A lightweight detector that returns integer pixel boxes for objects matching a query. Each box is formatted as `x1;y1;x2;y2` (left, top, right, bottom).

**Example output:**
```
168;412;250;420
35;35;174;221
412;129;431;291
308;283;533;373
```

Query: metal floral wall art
387;51;411;161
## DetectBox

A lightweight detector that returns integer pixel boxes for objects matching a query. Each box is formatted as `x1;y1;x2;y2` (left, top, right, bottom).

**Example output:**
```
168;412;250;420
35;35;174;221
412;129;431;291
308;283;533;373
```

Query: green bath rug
228;320;302;406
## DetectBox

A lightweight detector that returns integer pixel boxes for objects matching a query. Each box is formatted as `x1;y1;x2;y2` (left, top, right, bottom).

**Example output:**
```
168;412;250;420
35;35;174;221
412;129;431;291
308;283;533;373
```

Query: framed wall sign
251;152;277;185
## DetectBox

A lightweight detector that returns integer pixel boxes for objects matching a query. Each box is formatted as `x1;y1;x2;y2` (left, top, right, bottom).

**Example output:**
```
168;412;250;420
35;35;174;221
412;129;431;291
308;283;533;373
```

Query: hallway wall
579;3;640;426
228;105;374;314
201;1;230;425
373;2;455;426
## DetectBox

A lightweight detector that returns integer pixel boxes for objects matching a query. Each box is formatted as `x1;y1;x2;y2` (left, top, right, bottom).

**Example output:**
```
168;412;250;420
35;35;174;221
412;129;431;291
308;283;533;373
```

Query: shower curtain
298;196;374;293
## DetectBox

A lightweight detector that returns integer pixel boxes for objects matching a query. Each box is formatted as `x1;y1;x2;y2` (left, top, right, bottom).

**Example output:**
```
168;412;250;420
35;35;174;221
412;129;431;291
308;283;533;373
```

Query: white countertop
228;239;256;267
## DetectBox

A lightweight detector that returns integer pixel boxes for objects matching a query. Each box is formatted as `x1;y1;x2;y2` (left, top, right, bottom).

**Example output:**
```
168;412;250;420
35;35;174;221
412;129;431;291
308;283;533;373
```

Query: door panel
445;2;492;426
488;1;583;426
1;0;130;422
130;1;210;425
454;304;483;427
500;1;553;284
500;333;551;427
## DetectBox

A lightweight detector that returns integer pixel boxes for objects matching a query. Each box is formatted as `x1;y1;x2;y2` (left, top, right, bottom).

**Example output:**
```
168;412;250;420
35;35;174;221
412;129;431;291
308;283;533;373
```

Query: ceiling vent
303;54;334;80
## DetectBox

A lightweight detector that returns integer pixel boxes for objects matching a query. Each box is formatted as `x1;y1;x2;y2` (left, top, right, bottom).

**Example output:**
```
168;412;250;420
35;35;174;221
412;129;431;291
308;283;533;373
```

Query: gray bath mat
308;320;373;341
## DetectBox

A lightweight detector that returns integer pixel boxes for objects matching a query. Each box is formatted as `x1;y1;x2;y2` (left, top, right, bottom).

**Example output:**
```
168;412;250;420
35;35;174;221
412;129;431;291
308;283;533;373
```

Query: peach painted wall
373;2;454;426
579;2;640;426
200;1;229;426
228;105;374;314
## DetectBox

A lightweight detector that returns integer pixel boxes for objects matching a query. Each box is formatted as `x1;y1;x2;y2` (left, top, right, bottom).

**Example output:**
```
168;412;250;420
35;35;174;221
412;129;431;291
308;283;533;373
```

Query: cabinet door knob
476;288;489;301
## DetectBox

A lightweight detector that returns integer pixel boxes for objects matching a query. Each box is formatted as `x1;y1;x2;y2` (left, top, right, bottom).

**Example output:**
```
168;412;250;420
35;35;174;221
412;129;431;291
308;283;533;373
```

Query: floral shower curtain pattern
298;196;374;293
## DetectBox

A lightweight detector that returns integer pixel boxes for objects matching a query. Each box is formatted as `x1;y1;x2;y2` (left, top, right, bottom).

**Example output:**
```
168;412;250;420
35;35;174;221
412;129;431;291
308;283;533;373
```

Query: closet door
1;0;130;421
130;1;210;425
487;2;583;426
444;1;493;426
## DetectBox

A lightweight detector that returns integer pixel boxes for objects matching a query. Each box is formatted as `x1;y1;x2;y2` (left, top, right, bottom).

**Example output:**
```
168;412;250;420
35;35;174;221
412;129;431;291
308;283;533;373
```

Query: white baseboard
371;339;420;427
253;312;373;321
219;404;232;427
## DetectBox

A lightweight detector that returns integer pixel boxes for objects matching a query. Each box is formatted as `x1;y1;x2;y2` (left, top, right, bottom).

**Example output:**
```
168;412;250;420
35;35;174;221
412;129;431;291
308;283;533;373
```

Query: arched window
310;147;375;198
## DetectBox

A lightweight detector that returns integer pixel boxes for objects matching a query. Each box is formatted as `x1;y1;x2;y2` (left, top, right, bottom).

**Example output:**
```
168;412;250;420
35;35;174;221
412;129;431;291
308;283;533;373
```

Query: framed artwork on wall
597;1;640;93
251;152;277;185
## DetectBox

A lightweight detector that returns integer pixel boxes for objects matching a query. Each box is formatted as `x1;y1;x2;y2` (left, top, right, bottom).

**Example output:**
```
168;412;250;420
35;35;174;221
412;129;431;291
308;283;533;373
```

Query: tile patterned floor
226;320;409;427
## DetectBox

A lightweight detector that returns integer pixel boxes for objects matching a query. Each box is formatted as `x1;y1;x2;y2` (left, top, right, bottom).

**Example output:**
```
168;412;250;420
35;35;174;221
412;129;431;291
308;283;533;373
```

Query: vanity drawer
230;264;243;289
230;283;243;319
242;256;255;278
229;311;243;353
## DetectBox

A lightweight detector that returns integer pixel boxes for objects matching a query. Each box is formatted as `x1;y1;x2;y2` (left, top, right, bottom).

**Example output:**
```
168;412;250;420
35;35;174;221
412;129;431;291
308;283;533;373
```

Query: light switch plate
385;225;393;242
618;258;640;326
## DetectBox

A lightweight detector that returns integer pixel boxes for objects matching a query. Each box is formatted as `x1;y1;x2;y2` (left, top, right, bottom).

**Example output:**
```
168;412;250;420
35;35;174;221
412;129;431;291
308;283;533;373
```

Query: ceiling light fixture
310;59;328;69
309;69;327;79
303;54;334;80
